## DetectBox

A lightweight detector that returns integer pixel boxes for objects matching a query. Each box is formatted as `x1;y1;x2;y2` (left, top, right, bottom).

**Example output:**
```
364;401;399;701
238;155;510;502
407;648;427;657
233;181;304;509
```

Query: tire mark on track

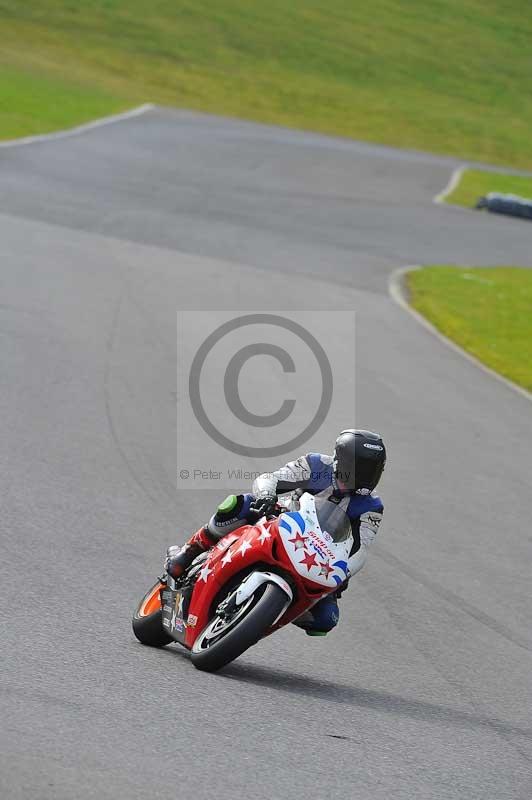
376;547;532;652
104;287;170;515
370;578;532;765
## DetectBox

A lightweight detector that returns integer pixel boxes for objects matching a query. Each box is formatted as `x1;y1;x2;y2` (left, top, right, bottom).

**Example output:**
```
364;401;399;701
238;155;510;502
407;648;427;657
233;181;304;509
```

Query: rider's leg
206;493;254;538
165;493;254;578
165;526;218;578
292;595;340;636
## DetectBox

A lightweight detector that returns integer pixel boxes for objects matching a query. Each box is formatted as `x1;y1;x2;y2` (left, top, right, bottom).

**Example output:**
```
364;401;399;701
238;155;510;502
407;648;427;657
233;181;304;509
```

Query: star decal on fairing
199;563;212;582
299;550;318;570
288;531;307;550
318;560;334;578
238;539;252;557
221;549;233;566
258;528;271;544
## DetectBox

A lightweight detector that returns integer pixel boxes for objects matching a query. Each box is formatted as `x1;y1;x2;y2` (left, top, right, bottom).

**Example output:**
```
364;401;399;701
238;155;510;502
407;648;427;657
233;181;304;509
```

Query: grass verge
0;64;125;139
445;169;532;208
406;266;532;392
1;1;532;167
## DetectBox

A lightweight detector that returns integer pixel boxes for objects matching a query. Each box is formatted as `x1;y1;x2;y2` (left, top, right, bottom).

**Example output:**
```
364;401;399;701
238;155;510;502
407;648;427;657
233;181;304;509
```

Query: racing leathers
166;453;383;635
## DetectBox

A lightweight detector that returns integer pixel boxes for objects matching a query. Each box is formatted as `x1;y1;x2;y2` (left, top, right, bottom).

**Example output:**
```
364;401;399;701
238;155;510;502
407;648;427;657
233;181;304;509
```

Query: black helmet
333;429;386;493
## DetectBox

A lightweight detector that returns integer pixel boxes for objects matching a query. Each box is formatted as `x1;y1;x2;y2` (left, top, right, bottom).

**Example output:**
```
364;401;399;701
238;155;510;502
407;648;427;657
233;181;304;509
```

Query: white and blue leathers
207;453;384;633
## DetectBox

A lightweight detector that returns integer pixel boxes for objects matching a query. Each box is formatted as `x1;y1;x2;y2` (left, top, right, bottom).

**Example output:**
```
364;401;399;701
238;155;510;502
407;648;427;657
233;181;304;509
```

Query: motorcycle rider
166;429;386;636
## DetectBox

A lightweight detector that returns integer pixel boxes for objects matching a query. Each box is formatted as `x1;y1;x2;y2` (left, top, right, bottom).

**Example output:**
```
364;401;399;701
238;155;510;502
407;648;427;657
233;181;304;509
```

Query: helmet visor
335;454;384;492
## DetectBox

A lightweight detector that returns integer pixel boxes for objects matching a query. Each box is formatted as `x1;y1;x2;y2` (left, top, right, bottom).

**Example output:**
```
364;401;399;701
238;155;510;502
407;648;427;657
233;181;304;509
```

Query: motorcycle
132;492;353;672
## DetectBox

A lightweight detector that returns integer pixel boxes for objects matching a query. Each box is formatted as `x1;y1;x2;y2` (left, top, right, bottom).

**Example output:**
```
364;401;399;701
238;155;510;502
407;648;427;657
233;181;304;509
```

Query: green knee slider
216;494;244;520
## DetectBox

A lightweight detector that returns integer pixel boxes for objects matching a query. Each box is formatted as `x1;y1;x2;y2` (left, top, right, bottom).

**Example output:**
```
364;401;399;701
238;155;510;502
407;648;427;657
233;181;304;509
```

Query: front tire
132;582;172;647
191;582;288;672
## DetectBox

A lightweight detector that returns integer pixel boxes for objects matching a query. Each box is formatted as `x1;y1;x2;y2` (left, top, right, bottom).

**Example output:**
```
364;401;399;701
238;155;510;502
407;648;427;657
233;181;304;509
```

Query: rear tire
191;582;288;672
132;582;172;648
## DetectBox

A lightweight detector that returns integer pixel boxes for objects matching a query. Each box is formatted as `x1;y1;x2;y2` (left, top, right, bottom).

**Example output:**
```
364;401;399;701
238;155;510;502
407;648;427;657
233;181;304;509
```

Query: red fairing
183;518;332;649
188;526;218;550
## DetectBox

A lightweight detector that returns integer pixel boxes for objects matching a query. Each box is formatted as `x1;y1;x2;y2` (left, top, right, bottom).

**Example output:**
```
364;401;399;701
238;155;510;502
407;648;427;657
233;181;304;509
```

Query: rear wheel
191;582;288;672
132;582;172;647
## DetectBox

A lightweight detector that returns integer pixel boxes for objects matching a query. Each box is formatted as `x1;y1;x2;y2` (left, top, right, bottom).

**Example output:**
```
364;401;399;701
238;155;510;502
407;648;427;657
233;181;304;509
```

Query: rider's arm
347;509;383;578
252;455;313;497
206;455;314;539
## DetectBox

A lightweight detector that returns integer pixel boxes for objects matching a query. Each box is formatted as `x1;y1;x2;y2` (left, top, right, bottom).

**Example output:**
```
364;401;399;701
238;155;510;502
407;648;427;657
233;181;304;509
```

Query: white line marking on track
389;265;532;403
0;103;155;149
433;164;467;204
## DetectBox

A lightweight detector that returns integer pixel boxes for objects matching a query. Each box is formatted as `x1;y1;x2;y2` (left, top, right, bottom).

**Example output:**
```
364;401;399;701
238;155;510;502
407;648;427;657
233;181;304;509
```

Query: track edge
389;265;532;404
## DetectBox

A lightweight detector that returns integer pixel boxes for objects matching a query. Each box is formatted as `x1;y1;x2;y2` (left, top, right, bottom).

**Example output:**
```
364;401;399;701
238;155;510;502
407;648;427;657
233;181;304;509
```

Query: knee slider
216;494;245;520
208;494;250;538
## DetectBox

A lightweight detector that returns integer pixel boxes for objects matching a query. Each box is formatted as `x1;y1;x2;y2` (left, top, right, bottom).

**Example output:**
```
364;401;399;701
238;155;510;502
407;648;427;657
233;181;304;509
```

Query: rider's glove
250;491;278;519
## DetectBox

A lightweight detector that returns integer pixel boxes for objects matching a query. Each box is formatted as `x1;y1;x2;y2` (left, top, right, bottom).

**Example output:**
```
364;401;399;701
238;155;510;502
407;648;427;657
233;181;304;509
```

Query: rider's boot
165;526;217;579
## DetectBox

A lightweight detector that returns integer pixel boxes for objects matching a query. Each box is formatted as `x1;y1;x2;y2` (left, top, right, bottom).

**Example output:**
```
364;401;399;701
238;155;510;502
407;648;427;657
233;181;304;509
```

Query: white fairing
277;493;353;589
235;571;293;608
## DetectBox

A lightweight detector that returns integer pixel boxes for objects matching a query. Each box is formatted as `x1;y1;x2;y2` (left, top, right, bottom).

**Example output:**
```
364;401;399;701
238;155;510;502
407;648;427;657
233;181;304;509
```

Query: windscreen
314;496;352;543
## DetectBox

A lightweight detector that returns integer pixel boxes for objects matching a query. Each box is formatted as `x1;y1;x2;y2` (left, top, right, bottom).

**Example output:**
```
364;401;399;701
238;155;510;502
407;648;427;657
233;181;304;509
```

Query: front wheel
132;582;172;647
191;582;288;672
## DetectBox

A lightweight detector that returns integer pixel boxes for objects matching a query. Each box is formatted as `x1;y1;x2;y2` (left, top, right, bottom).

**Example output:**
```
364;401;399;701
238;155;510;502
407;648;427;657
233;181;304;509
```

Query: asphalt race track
1;107;531;799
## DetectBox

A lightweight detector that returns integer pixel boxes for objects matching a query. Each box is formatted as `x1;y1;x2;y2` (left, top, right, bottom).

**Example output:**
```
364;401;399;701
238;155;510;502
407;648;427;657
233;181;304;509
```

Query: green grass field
407;267;532;392
445;168;532;208
1;1;532;167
